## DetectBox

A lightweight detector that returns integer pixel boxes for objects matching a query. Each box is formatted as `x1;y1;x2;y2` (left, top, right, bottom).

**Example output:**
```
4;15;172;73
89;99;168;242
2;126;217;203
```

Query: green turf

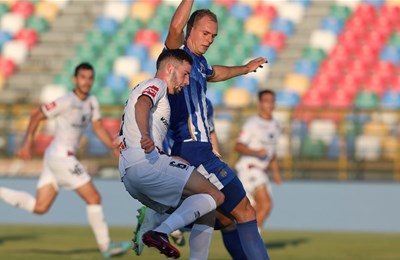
1;225;400;259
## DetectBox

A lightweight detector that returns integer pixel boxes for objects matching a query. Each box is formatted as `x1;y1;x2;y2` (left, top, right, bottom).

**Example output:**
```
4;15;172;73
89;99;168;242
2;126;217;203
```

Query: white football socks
154;194;216;235
189;224;214;260
86;204;111;252
0;187;35;212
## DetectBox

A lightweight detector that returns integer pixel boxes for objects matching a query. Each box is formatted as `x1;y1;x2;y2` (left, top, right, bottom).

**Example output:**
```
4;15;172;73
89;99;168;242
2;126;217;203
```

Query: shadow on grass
0;234;37;245
16;248;98;255
266;238;309;249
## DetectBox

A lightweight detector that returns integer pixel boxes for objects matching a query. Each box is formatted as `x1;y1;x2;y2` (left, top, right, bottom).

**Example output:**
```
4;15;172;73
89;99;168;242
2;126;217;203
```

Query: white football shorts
37;152;91;191
237;166;272;204
122;153;194;214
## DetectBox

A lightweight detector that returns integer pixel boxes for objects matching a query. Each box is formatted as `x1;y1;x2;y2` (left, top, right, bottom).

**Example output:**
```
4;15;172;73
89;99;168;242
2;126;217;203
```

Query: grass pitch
1;225;400;260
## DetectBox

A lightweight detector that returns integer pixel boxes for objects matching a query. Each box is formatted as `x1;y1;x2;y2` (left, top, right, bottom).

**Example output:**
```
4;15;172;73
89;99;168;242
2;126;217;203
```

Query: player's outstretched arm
208;57;268;82
17;108;47;160
92;120;119;158
165;0;194;49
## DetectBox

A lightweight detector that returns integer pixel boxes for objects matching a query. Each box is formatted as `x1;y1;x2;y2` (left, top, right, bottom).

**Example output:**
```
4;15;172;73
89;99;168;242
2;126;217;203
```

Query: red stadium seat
310;78;335;96
354;4;377;23
261;31;286;52
254;3;277;21
312;73;337;88
363;74;387;97
345;16;370;37
0;57;16;78
373;61;396;82
101;118;120;138
301;89;326;108
346;59;369;82
327;88;354;109
337;30;363;52
329;44;352;65
371;16;395;38
319;59;343;81
11;1;34;19
364;31;387;50
355;44;379;67
214;0;235;9
380;4;400;24
337;74;363;97
15;28;38;48
389;75;400;92
134;29;160;49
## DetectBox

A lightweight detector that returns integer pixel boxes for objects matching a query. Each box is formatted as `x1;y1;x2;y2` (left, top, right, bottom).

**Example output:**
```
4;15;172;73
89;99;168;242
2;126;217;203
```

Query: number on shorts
169;161;189;170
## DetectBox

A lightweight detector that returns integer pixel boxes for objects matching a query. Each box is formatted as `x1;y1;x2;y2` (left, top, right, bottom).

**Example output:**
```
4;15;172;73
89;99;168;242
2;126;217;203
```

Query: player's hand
245;57;268;73
274;174;282;185
171;156;190;165
256;148;268;158
17;144;31;160
140;134;155;153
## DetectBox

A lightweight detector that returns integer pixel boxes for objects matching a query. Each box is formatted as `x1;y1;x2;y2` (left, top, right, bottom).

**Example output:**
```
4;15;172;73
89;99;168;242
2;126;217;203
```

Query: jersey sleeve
140;83;167;106
90;96;101;122
237;119;253;145
41;95;70;119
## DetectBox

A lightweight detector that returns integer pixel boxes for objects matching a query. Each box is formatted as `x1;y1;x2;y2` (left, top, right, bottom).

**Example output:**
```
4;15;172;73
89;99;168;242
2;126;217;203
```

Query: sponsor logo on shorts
194;210;200;219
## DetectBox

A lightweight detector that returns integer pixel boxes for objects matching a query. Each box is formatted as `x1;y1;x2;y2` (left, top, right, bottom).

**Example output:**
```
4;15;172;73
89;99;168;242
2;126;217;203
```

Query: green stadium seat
300;137;325;159
120;17;143;36
209;3;229;24
26;15;48;34
76;43;99;61
389;32;400;48
354;90;379;110
329;4;352;20
303;47;326;64
86;30;109;50
0;3;9;17
93;87;119;106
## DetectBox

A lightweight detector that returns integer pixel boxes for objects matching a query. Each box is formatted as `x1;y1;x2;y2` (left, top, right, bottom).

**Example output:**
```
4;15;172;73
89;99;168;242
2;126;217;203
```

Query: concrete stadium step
40;32;85;45
30;44;76;58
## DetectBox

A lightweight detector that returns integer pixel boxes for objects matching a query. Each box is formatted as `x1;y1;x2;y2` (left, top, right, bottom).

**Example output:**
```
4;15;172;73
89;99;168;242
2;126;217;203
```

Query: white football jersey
235;116;281;170
41;92;101;156
119;78;170;171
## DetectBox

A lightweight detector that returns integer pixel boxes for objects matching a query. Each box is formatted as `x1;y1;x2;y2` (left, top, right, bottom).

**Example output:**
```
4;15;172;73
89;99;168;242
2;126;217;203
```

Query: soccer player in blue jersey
165;1;269;259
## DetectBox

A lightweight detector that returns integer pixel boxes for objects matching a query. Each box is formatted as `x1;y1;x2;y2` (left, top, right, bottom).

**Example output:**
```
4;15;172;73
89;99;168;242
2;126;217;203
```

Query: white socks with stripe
0;187;35;212
189;224;214;260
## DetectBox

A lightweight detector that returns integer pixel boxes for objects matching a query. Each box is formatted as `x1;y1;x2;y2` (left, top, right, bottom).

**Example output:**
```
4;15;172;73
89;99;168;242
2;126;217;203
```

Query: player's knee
86;193;101;204
33;204;49;215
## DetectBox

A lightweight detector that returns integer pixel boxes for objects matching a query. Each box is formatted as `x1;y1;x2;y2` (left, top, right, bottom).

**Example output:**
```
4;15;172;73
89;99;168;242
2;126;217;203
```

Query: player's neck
73;89;89;100
259;113;272;120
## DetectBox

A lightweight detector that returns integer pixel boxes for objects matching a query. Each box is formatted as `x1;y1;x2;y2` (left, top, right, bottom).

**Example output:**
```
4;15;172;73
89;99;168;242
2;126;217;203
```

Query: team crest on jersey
142;85;159;98
44;101;56;111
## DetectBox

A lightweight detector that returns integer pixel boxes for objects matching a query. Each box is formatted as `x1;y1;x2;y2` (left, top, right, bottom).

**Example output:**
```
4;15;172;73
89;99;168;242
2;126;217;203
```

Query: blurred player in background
164;1;269;259
118;49;224;259
0;62;131;258
235;89;283;232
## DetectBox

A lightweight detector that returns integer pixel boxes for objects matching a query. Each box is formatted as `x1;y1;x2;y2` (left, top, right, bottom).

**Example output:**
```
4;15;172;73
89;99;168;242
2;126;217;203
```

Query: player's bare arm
92;119;119;158
166;0;194;49
17;108;47;160
235;142;268;158
208;57;268;82
135;95;155;153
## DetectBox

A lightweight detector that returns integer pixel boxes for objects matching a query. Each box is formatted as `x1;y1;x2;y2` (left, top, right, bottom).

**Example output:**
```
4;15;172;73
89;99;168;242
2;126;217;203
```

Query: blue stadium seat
380;46;400;65
253;45;277;64
271;18;295;36
362;0;384;8
294;59;318;78
207;88;224;107
381;90;400;109
275;90;300;108
0;30;12;48
320;16;344;35
105;73;129;94
230;3;252;21
125;43;148;64
95;16;119;35
234;76;258;93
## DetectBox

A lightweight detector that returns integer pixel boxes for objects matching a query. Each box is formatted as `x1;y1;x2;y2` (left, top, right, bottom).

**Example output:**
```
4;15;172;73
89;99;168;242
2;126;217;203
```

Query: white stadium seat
2;40;28;65
103;2;129;23
355;135;382;161
113;56;141;79
310;29;337;52
1;13;25;36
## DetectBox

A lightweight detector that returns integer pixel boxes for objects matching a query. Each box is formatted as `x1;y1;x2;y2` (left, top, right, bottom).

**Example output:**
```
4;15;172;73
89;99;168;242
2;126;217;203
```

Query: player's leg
152;167;224;235
253;185;272;230
0;167;58;214
75;180;130;258
219;176;269;260
188;210;216;260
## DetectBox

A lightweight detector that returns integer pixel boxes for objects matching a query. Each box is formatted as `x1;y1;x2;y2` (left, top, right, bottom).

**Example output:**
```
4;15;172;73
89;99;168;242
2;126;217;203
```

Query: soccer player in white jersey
0;63;131;258
118;49;224;259
235;89;283;231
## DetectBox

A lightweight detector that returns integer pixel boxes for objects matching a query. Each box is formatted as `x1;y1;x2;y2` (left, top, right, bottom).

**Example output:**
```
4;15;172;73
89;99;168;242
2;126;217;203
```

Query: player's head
73;62;95;96
156;49;193;95
258;89;275;117
186;9;218;56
